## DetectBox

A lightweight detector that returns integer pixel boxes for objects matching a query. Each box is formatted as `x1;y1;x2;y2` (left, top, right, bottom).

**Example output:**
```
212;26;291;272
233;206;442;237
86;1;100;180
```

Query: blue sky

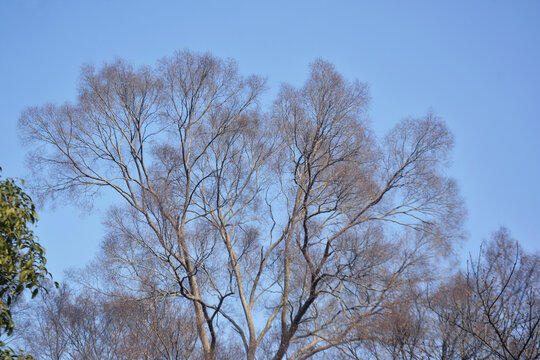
1;0;539;279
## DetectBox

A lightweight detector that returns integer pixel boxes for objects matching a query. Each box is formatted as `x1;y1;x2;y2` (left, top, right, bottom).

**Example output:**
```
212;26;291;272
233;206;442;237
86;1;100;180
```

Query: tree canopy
21;50;533;360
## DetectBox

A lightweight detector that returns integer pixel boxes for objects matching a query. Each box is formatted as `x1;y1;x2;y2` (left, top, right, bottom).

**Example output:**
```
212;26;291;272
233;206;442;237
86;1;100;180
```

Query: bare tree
19;51;464;359
339;230;540;360
459;229;539;360
20;282;203;360
422;273;487;360
421;229;539;360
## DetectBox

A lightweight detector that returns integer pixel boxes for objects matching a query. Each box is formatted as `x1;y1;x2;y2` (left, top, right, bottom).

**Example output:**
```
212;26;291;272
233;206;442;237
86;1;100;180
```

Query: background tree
423;273;486;360
19;50;465;359
411;228;539;360
331;230;539;360
0;168;53;359
451;229;539;360
20;282;207;360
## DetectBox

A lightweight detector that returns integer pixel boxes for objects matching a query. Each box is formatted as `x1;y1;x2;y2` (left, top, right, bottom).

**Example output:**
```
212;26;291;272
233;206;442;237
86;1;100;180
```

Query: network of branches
12;50;539;360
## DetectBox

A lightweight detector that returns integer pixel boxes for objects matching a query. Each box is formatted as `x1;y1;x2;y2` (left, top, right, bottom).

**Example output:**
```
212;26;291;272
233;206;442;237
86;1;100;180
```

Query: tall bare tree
19;50;464;359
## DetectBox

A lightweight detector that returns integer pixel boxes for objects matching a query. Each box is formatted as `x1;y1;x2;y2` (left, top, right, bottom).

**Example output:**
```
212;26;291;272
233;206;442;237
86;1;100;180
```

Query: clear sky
1;0;539;279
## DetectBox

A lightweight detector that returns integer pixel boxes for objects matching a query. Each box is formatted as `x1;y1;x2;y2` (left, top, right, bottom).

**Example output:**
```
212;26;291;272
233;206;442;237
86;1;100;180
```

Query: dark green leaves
0;168;53;358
